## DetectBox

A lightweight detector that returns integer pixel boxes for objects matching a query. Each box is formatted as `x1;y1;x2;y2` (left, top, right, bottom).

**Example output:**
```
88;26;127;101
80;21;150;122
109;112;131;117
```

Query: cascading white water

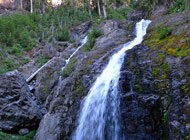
61;36;88;71
73;19;151;140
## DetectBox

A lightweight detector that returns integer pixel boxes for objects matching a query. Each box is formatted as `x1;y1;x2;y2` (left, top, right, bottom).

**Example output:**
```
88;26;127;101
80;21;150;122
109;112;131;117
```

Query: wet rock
0;70;42;131
19;128;29;135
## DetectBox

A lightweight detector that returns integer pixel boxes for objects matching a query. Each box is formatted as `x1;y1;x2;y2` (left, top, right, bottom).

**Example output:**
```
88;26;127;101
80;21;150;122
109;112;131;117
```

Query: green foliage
158;28;172;40
0;58;19;74
134;84;142;92
0;130;36;140
21;58;30;64
61;59;76;78
55;28;70;41
107;7;131;20
163;110;168;126
162;63;170;72
0;13;36;47
129;0;153;11
169;0;185;13
83;27;102;52
35;55;47;66
8;44;22;56
158;53;166;61
185;0;190;9
153;68;160;76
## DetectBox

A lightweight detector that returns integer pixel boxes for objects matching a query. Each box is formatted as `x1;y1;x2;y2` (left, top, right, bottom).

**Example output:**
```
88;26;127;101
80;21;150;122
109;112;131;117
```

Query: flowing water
61;36;88;71
73;19;151;140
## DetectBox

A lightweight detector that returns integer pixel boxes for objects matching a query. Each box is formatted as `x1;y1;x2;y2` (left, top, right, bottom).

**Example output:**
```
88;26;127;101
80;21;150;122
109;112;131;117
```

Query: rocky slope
1;7;190;140
34;19;135;140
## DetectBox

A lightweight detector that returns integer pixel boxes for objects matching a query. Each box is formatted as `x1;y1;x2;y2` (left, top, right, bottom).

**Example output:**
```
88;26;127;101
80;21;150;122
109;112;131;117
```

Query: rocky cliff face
118;10;190;140
0;70;42;133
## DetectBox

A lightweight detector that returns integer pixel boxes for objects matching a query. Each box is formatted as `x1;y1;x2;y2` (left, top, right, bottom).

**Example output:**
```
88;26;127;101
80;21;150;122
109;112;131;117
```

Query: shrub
83;27;102;52
129;0;152;11
62;59;76;78
8;44;22;56
21;58;30;64
158;28;172;40
55;28;70;41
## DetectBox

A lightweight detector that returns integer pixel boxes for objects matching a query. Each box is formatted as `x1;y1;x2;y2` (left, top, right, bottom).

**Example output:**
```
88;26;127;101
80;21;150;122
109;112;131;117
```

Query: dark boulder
0;70;42;132
128;10;147;21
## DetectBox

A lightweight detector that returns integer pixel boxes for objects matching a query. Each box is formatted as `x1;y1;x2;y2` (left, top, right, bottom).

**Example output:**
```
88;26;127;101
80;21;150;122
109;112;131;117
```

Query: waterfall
73;19;151;140
61;36;88;71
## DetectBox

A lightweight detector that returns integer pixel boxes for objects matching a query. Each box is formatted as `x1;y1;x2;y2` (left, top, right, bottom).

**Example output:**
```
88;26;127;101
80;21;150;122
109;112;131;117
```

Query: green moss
181;85;190;95
134;84;142;92
44;83;49;94
162;63;171;73
153;68;160;77
144;24;190;57
158;53;166;61
61;58;76;78
158;28;172;40
0;130;36;140
161;74;167;79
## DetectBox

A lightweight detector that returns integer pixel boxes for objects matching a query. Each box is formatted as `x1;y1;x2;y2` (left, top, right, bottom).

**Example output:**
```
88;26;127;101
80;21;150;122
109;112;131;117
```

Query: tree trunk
102;0;107;18
88;0;92;21
20;0;23;9
30;0;33;13
97;0;102;18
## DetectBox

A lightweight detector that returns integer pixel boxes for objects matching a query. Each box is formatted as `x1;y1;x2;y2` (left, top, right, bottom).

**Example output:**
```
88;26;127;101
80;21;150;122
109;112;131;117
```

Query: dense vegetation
0;0;132;75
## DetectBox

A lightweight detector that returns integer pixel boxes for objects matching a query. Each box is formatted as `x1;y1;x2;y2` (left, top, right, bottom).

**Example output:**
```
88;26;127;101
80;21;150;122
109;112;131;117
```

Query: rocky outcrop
34;19;135;140
119;43;190;139
95;20;135;49
0;70;42;133
34;57;65;103
70;21;92;41
128;10;147;21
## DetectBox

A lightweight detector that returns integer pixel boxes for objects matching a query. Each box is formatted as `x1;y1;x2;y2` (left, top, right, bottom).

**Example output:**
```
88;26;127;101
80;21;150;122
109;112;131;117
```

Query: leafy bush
55;28;70;41
158;28;172;40
0;13;36;47
169;0;185;13
83;27;102;52
107;7;131;20
21;58;30;64
62;59;76;78
8;44;22;56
